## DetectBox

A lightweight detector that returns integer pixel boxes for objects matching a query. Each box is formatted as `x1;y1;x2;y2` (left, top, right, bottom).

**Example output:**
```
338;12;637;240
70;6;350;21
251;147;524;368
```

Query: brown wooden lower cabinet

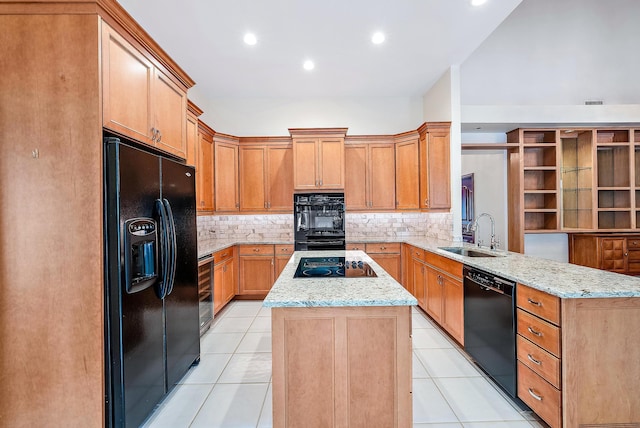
516;283;640;427
271;305;412;427
238;244;275;297
408;250;463;345
365;242;401;283
569;232;640;275
213;247;235;314
274;244;294;277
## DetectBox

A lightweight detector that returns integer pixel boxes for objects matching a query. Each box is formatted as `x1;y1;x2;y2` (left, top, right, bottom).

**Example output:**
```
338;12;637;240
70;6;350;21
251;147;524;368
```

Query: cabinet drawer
517;309;561;357
365;242;401;254
214;247;234;263
517;335;560;389
518;362;561;428
517;284;560;325
274;244;294;255
627;238;640;248
410;247;426;261
239;244;274;256
346;243;365;251
425;252;462;278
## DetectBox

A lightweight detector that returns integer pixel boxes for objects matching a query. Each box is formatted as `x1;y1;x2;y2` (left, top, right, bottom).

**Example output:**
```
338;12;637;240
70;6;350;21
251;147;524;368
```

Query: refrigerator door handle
162;198;177;296
155;199;170;299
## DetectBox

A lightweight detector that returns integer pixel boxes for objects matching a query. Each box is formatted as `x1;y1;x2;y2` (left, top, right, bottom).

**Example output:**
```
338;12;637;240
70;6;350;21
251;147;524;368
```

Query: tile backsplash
197;212;452;245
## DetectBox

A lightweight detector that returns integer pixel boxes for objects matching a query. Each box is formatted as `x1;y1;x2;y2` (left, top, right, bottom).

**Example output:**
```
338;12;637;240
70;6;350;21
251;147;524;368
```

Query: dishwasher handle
465;276;507;295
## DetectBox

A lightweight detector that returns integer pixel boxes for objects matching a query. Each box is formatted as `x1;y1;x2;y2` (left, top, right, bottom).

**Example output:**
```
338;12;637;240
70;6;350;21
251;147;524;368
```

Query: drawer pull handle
527;298;541;306
527;354;542;365
527;326;542;337
528;388;543;401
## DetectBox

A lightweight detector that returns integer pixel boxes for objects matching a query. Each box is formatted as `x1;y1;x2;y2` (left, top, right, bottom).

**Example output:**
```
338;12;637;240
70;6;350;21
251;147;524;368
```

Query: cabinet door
275;255;291;278
293;139;318;190
370;254;401;283
239;256;275;295
395;140;420;209
425;267;443;323
412;259;426;309
239;146;267;211
267;145;294;211
401;245;414;293
186;113;198;167
345;145;368;210
222;259;236;304
442;275;463;344
213;262;224;314
422;130;451;210
318;138;345;189
102;24;153;144
196;132;214;212
369;144;396;210
152;69;187;158
600;237;627;272
215;142;239;212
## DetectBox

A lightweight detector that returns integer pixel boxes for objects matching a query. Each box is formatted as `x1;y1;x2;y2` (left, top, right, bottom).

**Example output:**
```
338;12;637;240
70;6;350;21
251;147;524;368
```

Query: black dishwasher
463;265;521;402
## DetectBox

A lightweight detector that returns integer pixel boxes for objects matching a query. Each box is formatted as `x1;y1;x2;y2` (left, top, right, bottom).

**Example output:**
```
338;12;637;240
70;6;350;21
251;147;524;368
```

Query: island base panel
271;306;412;428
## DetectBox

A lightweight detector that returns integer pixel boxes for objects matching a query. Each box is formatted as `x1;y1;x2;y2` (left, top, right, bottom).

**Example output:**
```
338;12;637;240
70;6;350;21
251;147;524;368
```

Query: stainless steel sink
438;247;499;258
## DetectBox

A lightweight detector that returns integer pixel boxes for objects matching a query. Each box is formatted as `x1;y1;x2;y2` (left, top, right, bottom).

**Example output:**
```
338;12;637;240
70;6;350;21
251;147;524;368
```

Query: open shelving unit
596;130;632;230
521;130;559;233
507;127;640;253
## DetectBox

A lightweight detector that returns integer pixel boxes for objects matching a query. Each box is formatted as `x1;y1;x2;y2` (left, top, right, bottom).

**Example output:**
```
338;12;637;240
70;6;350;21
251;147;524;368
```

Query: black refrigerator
104;137;200;427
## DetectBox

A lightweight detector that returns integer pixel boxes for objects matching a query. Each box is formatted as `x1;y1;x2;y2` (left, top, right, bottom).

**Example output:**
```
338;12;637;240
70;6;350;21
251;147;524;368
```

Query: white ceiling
117;0;522;99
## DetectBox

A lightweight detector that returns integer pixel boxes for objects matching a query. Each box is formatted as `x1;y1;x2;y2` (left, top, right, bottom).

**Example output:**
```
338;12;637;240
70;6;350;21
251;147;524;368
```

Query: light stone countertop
198;236;640;299
402;237;640;299
263;250;418;308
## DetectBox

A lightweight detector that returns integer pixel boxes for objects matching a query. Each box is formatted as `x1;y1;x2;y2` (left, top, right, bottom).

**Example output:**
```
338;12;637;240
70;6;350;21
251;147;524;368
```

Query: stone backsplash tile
197;212;453;246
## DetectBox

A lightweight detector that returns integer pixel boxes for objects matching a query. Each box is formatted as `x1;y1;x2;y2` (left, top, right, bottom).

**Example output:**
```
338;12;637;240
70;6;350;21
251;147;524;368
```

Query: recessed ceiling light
243;33;257;45
371;32;385;45
303;60;315;71
471;0;487;6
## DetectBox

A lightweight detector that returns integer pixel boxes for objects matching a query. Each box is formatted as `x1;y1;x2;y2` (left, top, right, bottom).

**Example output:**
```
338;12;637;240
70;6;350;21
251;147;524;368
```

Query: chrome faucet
466;212;499;250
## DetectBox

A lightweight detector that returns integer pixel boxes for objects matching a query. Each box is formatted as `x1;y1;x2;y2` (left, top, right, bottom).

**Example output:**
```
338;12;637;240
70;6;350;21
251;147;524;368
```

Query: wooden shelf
523;130;557;145
461;143;520;150
596;129;631;144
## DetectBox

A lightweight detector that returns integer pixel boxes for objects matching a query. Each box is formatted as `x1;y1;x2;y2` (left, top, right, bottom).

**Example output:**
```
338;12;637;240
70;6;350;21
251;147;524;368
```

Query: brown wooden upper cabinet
102;23;187;159
395;131;420;210
239;138;293;212
196;121;215;213
186;100;202;168
345;137;396;211
290;128;347;191
214;134;240;212
419;123;451;211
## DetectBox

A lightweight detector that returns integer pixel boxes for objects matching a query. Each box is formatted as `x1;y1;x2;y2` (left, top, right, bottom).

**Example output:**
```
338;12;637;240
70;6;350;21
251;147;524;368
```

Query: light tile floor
143;301;547;428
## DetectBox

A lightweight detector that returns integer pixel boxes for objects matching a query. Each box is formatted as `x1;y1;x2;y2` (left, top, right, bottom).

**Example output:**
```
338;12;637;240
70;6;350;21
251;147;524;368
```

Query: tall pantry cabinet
0;2;195;426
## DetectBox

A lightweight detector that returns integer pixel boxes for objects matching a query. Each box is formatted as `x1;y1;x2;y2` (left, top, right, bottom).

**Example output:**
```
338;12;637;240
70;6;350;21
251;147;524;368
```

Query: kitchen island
264;250;417;428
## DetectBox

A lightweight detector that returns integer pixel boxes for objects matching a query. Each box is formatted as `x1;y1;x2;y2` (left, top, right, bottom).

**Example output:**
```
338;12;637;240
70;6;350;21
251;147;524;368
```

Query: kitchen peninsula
263;250;417;428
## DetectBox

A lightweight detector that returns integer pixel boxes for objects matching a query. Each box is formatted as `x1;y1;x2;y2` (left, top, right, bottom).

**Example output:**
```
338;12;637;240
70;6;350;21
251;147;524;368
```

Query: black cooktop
293;257;377;278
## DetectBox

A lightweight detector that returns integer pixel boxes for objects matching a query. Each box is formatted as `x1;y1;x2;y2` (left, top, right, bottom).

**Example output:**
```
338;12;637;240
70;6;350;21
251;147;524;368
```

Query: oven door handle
302;240;345;246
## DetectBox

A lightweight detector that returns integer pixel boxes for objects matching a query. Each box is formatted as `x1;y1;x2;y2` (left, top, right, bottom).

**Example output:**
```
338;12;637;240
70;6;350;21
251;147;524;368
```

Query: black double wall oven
294;193;345;251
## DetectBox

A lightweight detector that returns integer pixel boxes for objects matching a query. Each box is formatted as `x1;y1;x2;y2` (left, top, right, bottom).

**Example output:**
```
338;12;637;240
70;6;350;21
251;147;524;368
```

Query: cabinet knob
253;248;260;252
156;130;162;143
151;127;157;142
319;179;323;186
425;198;429;207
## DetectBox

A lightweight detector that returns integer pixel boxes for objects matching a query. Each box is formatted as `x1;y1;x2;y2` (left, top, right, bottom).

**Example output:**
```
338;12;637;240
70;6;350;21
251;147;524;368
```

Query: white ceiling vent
584;100;604;105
